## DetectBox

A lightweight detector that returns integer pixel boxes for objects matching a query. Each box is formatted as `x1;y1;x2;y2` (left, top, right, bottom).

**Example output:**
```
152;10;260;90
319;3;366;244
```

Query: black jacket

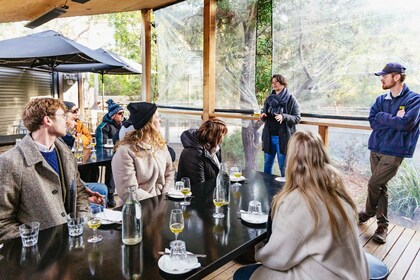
177;129;222;184
261;89;301;155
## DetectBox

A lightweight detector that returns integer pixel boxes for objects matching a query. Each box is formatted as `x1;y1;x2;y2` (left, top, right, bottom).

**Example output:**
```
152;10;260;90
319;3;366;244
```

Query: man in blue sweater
359;63;420;243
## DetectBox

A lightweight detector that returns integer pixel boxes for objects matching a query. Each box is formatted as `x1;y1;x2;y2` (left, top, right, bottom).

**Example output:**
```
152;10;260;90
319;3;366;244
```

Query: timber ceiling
0;0;181;24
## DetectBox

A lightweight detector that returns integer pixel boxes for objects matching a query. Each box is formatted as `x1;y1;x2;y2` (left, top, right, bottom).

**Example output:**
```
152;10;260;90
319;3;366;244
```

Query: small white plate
230;175;246;182
103;144;114;149
241;212;269;225
167;191;192;199
96;209;122;225
158;254;200;274
275;177;286;182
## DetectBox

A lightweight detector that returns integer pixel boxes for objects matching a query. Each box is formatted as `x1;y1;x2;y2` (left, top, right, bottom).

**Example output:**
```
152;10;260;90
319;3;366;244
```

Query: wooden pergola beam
202;0;216;121
141;9;153;102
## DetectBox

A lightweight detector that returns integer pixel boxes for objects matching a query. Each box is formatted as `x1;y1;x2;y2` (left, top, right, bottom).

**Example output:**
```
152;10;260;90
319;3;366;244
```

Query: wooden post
141;9;152;102
203;0;216;121
77;73;84;114
318;125;329;148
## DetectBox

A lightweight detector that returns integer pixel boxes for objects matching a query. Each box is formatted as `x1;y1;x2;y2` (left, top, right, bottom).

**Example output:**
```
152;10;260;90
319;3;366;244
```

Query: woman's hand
259;113;267;120
274;113;283;123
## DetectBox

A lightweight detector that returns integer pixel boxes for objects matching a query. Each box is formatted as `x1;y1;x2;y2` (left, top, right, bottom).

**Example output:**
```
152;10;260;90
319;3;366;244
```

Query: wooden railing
159;108;372;147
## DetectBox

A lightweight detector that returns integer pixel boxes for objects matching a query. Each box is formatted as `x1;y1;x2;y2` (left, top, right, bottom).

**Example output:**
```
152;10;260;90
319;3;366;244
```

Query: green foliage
389;161;420;219
221;129;245;166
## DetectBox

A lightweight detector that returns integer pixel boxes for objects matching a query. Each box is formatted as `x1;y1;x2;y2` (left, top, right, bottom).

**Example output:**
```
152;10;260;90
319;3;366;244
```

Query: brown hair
392;72;406;83
115;116;166;155
271;74;288;87
271;131;357;242
196;118;228;151
22;98;66;132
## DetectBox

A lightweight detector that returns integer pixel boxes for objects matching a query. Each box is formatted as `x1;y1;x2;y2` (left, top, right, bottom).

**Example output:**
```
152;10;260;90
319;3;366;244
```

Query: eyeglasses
117;112;124;116
71;108;79;114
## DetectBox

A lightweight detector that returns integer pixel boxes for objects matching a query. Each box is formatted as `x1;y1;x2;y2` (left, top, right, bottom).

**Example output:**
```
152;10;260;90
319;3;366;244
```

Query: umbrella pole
101;74;105;111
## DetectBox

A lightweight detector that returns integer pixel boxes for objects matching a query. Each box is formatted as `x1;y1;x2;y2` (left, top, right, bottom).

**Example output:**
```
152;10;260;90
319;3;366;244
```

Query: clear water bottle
216;162;231;205
122;186;142;245
74;135;84;163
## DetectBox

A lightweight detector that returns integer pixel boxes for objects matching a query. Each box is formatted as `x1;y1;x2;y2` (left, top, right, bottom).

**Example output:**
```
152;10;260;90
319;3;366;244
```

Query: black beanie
64;101;76;111
127;102;157;130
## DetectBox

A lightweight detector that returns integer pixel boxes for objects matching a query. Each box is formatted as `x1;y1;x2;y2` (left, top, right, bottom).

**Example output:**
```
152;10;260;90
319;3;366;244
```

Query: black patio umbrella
54;48;142;110
0;30;125;95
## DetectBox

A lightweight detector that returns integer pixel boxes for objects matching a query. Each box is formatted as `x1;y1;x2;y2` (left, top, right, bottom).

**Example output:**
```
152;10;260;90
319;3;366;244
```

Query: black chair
366;253;389;280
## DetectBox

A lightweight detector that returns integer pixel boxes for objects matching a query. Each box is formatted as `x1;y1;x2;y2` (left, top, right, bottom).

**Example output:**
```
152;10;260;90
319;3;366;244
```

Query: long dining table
0;170;284;280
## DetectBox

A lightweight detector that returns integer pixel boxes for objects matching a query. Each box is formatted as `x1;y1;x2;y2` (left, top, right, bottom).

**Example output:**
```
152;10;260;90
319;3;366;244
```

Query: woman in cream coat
234;131;369;280
112;102;175;204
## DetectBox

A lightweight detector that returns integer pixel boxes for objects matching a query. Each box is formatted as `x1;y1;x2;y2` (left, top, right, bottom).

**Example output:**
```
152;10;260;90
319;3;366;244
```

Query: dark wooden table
0;170;283;280
77;147;114;167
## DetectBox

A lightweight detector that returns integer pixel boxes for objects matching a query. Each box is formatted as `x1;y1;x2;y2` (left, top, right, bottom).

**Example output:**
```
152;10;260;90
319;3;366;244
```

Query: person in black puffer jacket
177;118;228;184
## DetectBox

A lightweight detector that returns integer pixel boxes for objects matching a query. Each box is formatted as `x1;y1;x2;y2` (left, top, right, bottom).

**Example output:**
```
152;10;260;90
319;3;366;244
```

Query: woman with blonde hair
112;102;175;204
234;131;369;280
177;118;228;184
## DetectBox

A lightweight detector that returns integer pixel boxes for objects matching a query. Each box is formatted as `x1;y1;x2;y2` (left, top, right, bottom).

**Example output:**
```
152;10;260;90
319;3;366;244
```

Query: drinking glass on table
90;137;96;151
169;209;184;240
87;204;103;243
213;187;225;219
230;165;242;188
180;177;191;206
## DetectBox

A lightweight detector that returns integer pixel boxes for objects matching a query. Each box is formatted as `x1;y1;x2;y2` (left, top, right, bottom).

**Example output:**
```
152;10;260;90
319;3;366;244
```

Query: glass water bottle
122;186;142;245
216;162;231;205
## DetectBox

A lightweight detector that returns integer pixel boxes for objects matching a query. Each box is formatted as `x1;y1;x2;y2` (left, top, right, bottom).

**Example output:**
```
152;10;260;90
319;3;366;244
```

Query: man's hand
86;188;105;206
397;109;405;117
274;113;284;123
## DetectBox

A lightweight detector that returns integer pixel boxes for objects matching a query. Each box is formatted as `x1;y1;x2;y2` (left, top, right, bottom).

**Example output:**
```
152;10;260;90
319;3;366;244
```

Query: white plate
103;144;114;149
167;191;192;199
158;254;200;274
275;177;286;182
241;212;269;225
96;209;122;225
230;175;246;182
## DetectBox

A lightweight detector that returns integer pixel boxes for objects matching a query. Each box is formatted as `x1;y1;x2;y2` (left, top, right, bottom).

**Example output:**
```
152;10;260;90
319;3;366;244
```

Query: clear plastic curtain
272;0;420;116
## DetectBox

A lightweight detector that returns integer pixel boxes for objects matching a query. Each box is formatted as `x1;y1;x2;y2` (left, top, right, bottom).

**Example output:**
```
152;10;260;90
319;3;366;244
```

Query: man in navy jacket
359;63;420;244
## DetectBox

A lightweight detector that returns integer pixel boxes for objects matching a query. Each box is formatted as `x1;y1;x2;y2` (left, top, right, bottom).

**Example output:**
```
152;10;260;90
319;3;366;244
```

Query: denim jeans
233;264;261;280
264;136;285;176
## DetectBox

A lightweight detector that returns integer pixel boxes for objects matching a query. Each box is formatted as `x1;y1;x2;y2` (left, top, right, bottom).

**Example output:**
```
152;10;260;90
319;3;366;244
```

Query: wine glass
90;137;96;151
87;204;103;243
180;177;191;206
169;209;184;240
230;165;242;188
213;187;225;219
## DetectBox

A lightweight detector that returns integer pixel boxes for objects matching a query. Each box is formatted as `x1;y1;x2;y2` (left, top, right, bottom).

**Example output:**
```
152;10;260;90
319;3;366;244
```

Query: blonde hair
115;117;166;155
271;131;357;241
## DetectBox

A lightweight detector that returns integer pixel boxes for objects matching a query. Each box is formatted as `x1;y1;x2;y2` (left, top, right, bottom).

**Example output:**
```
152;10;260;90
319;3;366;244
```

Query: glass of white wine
213;187;225;219
180;177;191;206
87;204;103;243
169;209;184;240
230;165;242;188
90;137;96;152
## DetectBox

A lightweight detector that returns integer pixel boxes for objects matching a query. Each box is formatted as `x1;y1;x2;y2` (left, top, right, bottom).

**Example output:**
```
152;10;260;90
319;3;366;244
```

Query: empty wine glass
90;137;96;151
87;204;103;243
213;187;225;219
169;209;184;240
180;177;191;206
230;165;242;188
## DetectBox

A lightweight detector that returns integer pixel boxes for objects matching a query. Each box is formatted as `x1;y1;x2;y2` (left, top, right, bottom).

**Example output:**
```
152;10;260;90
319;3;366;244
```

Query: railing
158;106;372;147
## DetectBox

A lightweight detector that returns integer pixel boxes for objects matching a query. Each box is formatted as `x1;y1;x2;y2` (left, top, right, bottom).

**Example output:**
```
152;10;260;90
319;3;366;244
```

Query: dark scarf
266;88;291;115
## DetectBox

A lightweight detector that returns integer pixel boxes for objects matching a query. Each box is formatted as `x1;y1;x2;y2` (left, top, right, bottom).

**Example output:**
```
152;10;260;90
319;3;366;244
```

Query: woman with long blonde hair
112;102;175;204
234;131;368;280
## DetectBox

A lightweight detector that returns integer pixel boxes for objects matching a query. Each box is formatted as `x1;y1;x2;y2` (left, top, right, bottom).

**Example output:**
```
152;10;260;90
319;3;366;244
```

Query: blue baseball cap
374;63;406;76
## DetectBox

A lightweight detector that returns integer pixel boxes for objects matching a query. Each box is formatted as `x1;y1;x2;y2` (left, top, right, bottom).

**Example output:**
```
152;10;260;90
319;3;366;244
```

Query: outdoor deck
203;219;419;280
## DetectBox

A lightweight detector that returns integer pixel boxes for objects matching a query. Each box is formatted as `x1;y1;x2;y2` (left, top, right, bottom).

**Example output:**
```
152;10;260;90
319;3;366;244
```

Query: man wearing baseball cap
359;63;420;243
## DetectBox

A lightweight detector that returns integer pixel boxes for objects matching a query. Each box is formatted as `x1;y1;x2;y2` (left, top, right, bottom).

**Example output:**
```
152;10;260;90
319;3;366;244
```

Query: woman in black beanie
111;102;175;204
